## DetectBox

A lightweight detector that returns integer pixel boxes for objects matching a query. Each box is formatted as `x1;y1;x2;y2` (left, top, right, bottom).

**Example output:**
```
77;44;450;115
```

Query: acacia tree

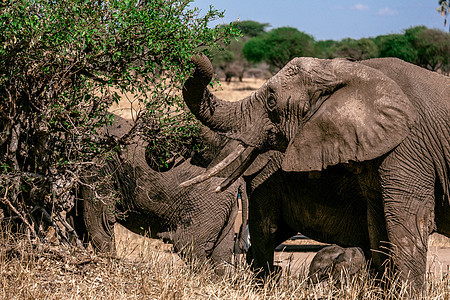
210;20;270;82
406;26;450;73
332;38;379;60
377;34;419;63
243;27;315;72
377;26;449;74
0;0;237;243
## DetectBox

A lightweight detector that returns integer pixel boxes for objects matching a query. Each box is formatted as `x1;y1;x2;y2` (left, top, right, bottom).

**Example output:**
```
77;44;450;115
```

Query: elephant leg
210;226;235;275
380;147;436;290
358;162;390;273
366;196;390;274
248;198;295;278
247;200;279;277
81;186;116;253
210;202;239;267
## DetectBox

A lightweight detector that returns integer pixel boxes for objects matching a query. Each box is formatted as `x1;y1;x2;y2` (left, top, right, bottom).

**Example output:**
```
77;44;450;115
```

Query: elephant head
182;55;417;189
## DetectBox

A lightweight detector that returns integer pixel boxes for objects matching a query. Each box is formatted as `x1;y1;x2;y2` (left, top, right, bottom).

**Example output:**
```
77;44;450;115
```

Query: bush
0;0;238;242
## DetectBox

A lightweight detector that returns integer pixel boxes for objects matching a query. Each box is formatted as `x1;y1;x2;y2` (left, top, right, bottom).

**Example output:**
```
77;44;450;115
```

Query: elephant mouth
179;144;259;192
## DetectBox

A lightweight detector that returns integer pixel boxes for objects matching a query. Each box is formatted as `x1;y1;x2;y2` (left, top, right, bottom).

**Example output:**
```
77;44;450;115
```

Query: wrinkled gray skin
309;245;366;283
182;54;450;290
74;116;248;266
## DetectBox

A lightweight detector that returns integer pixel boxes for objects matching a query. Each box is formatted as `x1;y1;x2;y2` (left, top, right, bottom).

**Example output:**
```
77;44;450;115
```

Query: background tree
314;40;340;58
376;26;449;74
0;0;237;242
211;20;270;82
332;38;379;60
243;27;315;71
234;20;270;37
376;34;419;63
406;26;450;73
438;0;449;30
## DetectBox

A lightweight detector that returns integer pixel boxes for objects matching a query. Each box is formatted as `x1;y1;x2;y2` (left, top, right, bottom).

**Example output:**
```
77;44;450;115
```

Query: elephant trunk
182;54;246;134
181;55;265;191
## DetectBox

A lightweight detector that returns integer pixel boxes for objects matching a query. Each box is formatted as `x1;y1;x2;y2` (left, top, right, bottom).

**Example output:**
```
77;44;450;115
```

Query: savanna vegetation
1;0;449;298
1;229;449;299
0;0;238;244
215;21;449;78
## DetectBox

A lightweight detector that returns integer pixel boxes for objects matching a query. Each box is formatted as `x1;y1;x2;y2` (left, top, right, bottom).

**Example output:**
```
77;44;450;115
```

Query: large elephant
71;115;248;266
181;54;450;289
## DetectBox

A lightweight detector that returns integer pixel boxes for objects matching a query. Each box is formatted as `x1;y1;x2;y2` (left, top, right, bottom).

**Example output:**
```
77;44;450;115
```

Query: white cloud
378;7;398;16
352;4;369;11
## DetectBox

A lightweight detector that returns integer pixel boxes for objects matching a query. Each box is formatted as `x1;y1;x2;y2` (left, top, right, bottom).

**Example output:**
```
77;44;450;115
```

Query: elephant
70;115;248;267
309;245;366;284
180;54;450;290
223;62;245;84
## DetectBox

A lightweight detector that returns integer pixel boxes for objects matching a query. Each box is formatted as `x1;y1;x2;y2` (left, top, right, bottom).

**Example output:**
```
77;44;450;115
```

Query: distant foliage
314;40;341;59
234;20;270;37
438;0;449;28
332;38;379;60
377;34;419;62
243;27;315;71
407;26;450;72
217;18;450;76
377;26;450;73
210;20;270;81
0;0;237;242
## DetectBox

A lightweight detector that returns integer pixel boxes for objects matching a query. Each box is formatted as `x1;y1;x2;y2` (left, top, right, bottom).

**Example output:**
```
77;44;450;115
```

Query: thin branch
1;185;38;240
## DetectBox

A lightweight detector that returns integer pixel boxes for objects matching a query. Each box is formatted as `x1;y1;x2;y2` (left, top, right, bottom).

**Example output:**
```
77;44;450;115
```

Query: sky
190;0;448;41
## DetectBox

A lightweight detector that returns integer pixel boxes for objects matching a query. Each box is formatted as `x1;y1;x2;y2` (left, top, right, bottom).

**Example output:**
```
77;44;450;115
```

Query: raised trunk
181;55;269;190
182;55;248;136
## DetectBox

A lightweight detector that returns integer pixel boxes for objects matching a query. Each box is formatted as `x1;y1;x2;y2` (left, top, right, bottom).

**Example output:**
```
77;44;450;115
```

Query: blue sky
190;0;447;41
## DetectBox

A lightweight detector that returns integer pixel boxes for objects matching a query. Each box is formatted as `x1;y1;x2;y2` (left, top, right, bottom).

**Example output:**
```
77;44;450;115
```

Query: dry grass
109;78;266;119
210;78;266;102
1;225;449;300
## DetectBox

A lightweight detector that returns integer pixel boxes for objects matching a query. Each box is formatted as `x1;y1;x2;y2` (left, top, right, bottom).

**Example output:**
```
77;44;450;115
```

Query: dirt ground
113;77;450;276
274;235;450;277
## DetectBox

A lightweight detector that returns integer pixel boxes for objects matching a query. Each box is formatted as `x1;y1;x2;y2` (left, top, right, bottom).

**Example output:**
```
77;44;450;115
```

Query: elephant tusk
215;146;258;193
179;143;246;188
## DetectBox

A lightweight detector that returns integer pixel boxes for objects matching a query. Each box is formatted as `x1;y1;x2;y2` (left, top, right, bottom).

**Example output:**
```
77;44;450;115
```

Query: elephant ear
282;59;417;172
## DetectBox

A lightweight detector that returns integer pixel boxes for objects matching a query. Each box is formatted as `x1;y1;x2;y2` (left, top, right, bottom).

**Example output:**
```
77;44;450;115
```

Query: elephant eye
267;95;277;111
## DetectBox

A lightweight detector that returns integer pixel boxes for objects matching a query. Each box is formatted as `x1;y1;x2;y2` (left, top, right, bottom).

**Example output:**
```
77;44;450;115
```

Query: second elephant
73;116;248;266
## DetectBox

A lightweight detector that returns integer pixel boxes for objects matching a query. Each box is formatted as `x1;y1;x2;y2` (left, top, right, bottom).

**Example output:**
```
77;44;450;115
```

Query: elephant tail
236;181;249;252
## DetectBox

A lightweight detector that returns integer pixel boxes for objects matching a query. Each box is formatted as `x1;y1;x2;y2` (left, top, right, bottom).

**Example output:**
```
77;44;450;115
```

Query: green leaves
243;27;315;71
0;0;237;223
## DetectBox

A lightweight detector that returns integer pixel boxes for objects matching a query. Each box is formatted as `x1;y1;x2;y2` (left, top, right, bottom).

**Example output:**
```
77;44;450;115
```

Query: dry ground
1;224;449;299
108;78;267;120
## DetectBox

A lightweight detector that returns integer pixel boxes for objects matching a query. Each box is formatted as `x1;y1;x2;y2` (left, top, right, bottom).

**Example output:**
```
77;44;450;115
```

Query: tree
437;0;449;30
211;20;269;81
243;27;315;71
234;20;270;37
406;26;450;73
332;38;379;60
0;0;237;243
377;26;450;73
377;34;419;63
314;40;340;59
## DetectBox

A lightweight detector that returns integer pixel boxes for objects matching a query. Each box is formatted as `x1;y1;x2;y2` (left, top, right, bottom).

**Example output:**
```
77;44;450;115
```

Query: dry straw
0;224;449;299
